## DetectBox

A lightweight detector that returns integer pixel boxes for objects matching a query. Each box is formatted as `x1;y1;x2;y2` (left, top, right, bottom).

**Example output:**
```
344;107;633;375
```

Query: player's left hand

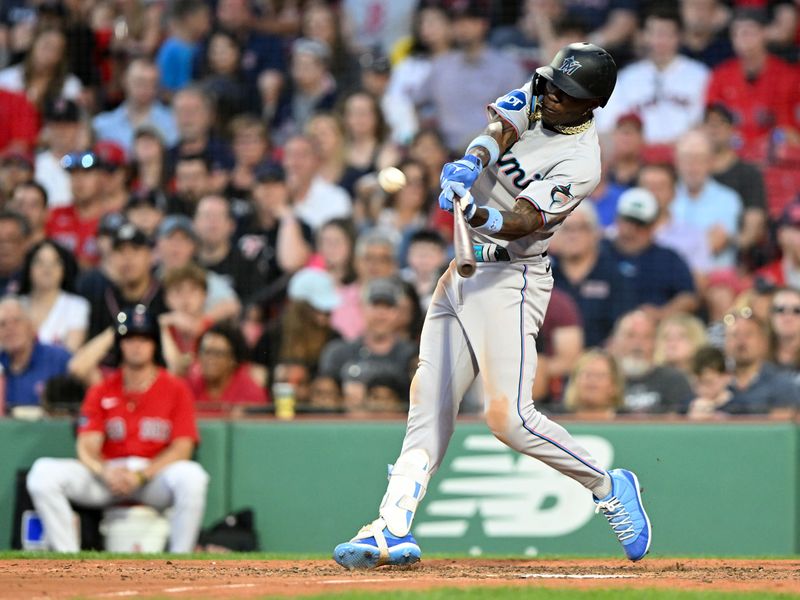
439;155;482;213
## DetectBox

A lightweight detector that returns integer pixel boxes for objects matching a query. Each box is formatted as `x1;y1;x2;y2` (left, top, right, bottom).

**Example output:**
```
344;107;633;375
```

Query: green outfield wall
1;419;798;555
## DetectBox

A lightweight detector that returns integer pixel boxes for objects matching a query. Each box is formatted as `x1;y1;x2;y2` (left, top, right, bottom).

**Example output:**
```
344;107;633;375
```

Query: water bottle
273;382;296;420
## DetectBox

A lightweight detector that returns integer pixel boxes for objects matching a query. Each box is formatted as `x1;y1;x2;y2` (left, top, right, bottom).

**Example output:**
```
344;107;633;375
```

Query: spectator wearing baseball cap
94;140;130;215
125;190;167;239
35;98;87;209
756;202;800;289
155;214;242;329
605;187;698;319
315;277;418;414
44;151;105;269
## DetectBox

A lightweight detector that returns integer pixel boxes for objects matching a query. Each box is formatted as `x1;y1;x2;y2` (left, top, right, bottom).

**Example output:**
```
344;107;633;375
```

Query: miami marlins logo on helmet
558;56;582;76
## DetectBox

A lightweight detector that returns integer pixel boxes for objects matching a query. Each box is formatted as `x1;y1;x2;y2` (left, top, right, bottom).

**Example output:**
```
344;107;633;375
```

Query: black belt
473;244;547;262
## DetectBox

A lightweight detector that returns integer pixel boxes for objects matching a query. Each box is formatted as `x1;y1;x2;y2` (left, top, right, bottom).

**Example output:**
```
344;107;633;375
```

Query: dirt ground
1;558;799;599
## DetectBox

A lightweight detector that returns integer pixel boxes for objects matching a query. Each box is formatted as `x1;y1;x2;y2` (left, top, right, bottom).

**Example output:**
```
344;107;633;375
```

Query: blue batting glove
438;181;477;219
438;155;482;213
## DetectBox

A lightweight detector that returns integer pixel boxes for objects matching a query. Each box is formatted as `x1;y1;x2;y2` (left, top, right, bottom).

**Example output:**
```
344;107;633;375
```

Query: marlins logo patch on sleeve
549;184;573;209
496;90;527;111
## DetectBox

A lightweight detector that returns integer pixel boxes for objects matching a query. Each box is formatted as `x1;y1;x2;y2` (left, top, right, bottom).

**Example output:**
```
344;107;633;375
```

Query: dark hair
341;91;389;144
204;28;242;76
23;27;68;110
398;279;424;342
11;180;48;207
176;153;211;172
691;346;727;375
318;218;358;285
201;321;249;365
408;228;446;249
169;0;208;20
644;7;682;30
0;210;31;237
552;14;590;38
19;240;80;294
407;4;450;57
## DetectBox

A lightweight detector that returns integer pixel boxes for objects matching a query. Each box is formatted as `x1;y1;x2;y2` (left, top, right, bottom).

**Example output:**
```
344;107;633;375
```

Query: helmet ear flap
532;73;547;97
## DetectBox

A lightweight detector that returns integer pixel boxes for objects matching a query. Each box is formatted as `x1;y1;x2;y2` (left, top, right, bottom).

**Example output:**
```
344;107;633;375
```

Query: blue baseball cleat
333;519;421;570
594;468;652;561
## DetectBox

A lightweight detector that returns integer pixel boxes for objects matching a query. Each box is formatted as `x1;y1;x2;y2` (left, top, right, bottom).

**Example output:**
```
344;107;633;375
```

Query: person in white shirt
596;10;709;145
282;135;351;230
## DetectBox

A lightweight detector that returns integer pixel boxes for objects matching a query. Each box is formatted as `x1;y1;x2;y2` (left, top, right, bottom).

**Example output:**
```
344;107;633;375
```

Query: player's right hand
439;155;482;213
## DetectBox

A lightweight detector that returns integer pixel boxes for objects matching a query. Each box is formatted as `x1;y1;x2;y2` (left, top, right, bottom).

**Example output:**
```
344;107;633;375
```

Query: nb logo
558;56;582;76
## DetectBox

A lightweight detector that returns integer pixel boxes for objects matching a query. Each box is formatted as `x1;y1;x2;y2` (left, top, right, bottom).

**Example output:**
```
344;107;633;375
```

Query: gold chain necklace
529;105;593;135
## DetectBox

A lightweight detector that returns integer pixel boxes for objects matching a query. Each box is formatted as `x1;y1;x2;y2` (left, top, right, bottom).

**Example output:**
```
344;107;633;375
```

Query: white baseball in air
377;167;407;193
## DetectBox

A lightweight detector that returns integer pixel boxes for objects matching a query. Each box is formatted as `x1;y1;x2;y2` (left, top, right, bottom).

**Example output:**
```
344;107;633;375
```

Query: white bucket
100;506;170;553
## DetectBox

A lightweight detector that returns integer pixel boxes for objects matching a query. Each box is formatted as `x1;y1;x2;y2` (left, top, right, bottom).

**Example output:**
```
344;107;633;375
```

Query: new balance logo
415;434;613;538
558;56;582;76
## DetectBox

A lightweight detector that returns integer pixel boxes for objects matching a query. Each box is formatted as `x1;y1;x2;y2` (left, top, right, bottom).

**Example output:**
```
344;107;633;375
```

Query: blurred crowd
0;0;799;421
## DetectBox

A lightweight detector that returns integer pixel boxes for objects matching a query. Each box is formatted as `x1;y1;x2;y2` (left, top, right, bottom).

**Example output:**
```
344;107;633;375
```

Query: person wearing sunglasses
769;287;800;383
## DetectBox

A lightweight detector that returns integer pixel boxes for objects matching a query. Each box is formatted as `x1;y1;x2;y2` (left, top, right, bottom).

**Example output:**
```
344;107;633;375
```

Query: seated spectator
0;295;71;416
130;125;169;195
597;9;709;145
317;218;358;288
639;162;713;279
605;188;698;319
533;287;585;405
703;270;752;347
331;229;398;341
316;278;417;415
610;310;694;415
154;215;241;325
198;30;259;133
0;150;33;203
606;112;644;189
253;267;341;399
35;98;87;209
563;0;638;53
0;89;38;155
93;59;179;152
704;103;772;273
686;345;732;419
301;2;360;96
156;0;211;96
227;116;271;202
9;181;48;247
186;322;267;417
45;150;105;268
306;113;367;196
395;280;424;344
679;0;734;68
562;349;624;420
769;287;800;384
672;130;742;271
415;2;526;153
19;240;89;352
93;140;129;215
375;159;432;254
400;229;447;312
551;201;631;347
757;201;800;289
166;153;214;218
653;313;708;378
26;307;209;552
704;9;800;162
125;190;166;240
160;263;210;377
341;91;401;187
0;26;82;108
722;310;799;416
0;210;29;296
282;134;351;231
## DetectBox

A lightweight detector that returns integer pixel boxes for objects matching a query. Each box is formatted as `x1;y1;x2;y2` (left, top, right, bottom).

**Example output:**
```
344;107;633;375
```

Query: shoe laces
595;497;636;542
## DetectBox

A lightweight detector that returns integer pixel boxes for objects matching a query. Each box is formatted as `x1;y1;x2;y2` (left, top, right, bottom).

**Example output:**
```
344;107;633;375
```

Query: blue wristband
475;206;504;234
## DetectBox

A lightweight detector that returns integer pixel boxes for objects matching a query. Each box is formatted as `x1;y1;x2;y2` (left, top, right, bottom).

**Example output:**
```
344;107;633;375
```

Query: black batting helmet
533;42;617;107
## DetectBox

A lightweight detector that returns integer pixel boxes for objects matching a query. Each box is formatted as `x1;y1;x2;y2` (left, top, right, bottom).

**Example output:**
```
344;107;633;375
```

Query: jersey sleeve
516;156;601;229
169;376;200;443
78;383;105;434
487;81;534;142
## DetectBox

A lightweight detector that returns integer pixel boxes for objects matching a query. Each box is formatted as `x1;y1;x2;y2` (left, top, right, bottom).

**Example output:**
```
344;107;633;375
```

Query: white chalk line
522;574;638;580
323;579;387;585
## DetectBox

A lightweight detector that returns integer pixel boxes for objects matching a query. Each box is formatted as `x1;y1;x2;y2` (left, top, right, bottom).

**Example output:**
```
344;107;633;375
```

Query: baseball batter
334;43;652;569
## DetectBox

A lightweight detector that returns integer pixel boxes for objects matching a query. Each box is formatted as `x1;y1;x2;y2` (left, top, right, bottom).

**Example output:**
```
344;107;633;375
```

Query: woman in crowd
187;322;268;417
130;125;169;194
19;240;89;353
301;1;360;95
200;30;258;133
653;313;708;378
562;349;625;420
769;287;800;379
341;91;401;187
306;113;359;191
0;27;83;108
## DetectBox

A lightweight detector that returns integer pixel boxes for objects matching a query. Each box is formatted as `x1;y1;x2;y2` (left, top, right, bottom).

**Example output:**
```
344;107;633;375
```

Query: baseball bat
454;192;476;278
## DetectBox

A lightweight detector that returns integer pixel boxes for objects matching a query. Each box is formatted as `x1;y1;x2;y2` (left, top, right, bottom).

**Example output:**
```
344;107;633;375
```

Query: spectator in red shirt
45;150;105;268
26;306;209;553
705;8;800;161
0;89;39;154
186;322;267;416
